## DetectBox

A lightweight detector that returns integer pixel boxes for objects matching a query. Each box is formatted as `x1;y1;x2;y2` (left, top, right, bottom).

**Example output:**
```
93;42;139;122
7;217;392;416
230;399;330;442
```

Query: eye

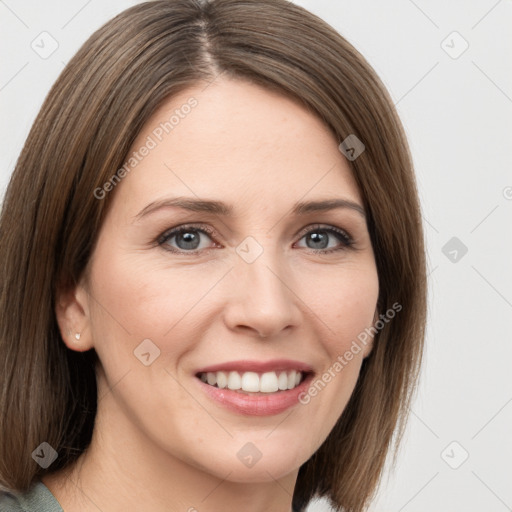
157;223;354;255
294;224;354;253
158;224;217;253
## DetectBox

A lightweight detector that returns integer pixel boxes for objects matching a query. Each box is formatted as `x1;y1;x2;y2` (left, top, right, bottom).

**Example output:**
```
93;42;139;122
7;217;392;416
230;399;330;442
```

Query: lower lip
195;373;314;416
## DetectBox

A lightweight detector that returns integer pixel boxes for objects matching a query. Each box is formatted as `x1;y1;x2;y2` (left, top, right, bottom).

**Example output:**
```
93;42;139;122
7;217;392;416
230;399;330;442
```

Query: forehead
112;77;362;215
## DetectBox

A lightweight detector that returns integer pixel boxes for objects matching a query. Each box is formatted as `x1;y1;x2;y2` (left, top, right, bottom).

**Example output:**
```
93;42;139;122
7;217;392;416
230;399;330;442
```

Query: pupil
308;231;328;249
177;231;200;250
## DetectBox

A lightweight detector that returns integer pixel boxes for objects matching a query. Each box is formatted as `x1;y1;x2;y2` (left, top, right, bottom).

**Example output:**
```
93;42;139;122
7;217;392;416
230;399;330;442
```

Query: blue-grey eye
305;231;330;249
296;226;352;252
160;227;214;252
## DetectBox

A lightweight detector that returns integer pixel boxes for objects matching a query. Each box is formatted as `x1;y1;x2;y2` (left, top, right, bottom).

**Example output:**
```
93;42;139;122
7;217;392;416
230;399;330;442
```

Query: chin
200;436;310;483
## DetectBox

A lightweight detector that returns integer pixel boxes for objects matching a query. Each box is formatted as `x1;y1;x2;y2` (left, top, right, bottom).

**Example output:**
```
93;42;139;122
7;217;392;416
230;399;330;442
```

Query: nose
222;249;302;339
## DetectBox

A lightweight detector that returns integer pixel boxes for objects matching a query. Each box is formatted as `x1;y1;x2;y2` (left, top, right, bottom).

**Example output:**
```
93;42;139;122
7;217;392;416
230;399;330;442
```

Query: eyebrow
134;196;366;220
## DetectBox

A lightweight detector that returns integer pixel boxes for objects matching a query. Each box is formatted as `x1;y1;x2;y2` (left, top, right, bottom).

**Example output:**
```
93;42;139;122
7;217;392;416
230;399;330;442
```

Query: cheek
89;250;212;338
86;248;233;383
299;262;379;351
290;264;378;445
86;252;213;417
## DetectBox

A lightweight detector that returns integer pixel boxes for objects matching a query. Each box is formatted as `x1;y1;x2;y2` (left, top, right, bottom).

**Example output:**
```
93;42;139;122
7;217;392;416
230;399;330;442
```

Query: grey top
0;480;301;511
0;480;63;512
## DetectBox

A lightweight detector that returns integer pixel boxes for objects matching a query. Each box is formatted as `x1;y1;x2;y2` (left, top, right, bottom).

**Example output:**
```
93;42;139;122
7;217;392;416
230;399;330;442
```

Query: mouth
195;369;310;394
193;359;315;416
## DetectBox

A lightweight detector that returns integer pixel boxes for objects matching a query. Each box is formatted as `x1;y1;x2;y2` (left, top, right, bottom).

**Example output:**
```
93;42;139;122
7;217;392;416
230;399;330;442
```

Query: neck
43;388;298;512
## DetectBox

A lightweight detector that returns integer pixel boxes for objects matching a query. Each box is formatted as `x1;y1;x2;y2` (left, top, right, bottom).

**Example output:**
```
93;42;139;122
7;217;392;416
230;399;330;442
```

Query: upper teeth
199;370;303;393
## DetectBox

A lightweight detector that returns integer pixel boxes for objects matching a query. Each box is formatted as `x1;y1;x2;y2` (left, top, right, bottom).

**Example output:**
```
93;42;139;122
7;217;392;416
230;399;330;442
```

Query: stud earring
75;332;81;340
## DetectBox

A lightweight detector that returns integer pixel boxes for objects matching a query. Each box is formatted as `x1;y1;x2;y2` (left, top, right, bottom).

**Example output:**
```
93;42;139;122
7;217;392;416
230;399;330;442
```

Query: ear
55;278;94;352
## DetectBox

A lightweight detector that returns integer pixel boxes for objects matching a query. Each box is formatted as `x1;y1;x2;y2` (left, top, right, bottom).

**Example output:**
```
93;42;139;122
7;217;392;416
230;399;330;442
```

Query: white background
1;1;511;511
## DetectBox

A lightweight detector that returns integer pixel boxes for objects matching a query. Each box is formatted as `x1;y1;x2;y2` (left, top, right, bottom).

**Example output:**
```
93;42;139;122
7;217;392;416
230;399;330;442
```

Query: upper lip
195;359;314;375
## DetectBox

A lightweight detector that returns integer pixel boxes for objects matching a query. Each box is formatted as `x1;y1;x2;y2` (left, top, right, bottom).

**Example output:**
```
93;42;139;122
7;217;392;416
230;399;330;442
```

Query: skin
44;77;379;512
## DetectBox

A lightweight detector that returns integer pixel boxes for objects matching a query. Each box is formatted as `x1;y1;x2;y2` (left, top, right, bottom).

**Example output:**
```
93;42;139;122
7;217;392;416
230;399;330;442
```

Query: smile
194;359;315;416
197;370;304;394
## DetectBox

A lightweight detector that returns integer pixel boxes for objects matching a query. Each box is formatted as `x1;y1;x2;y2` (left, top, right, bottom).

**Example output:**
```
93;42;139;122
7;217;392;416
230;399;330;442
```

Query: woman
0;1;427;511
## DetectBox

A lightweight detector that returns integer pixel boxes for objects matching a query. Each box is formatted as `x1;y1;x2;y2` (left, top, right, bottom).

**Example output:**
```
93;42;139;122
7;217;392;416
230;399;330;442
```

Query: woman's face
69;77;379;483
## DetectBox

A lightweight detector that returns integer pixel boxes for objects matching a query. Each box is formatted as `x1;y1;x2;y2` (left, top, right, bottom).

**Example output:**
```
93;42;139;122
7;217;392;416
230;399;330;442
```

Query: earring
75;332;81;340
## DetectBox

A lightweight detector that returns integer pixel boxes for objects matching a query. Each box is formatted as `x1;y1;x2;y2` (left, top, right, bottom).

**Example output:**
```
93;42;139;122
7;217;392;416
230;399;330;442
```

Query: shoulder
0;490;24;512
0;480;63;512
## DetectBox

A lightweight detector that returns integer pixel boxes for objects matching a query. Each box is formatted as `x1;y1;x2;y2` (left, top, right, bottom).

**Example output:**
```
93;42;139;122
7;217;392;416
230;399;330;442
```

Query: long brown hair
0;1;427;510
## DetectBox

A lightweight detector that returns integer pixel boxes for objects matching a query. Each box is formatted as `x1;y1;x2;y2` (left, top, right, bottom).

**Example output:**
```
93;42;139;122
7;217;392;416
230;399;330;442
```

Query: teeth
278;371;289;390
216;371;228;389
260;372;278;393
287;370;296;390
227;371;241;390
198;370;305;393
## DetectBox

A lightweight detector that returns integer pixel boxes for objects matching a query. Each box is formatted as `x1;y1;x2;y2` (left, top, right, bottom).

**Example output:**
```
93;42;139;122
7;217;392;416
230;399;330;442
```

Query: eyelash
157;223;355;255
